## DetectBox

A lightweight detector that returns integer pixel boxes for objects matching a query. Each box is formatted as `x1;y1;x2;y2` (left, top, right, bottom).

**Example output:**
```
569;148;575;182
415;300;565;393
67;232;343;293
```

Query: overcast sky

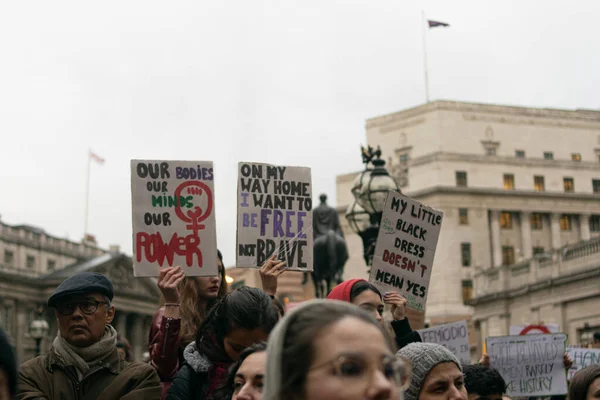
1;1;599;265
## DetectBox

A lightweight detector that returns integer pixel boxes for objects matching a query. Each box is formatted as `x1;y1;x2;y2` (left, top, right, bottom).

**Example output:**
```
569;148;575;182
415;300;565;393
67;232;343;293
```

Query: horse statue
303;194;349;298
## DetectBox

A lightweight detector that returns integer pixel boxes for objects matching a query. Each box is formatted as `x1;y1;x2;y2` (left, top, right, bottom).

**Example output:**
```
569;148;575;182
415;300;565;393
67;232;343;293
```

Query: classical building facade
336;101;600;350
0;219;161;362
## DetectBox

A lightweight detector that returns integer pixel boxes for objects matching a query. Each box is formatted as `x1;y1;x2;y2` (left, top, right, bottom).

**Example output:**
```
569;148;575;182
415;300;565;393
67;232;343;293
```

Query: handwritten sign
368;191;443;311
487;334;568;397
418;321;470;365
236;162;313;271
131;160;217;277
566;346;600;380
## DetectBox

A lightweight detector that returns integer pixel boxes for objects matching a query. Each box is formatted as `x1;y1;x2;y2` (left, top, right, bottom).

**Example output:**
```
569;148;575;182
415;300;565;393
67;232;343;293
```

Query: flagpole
84;150;91;237
422;10;430;103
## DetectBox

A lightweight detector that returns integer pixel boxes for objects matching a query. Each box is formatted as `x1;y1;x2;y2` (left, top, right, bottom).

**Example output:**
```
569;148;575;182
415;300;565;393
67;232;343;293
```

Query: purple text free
260;209;307;238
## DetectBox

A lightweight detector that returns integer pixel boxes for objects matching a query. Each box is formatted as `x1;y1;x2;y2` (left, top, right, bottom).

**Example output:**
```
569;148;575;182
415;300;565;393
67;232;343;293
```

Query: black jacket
166;342;211;400
391;318;422;349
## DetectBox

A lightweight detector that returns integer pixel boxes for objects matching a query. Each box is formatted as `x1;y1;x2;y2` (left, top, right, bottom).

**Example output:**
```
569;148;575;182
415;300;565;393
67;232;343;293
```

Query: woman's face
419;362;467;400
224;328;269;361
196;257;224;301
304;316;400;400
232;351;267;400
587;377;600;400
351;290;384;323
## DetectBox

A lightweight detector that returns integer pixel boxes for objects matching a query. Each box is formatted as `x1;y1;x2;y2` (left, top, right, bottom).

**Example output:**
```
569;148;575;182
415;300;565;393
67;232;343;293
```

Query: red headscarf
326;279;366;302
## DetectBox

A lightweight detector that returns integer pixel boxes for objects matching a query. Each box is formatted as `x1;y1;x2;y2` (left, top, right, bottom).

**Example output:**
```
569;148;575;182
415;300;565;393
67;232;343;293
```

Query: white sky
1;0;599;265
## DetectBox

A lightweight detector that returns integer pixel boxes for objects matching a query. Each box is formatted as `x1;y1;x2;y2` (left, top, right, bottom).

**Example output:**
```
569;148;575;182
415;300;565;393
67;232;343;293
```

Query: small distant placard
566;346;600;380
418;321;471;365
368;191;443;312
236;162;313;271
487;334;568;397
131;160;217;277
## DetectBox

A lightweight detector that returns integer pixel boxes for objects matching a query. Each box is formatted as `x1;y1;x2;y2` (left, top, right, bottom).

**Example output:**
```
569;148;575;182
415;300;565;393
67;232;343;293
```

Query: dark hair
195;286;278;346
463;364;506;396
116;335;133;362
594;331;600;342
214;342;268;400
217;249;223;264
0;328;16;397
349;280;382;302
272;297;285;317
278;301;395;399
569;365;600;400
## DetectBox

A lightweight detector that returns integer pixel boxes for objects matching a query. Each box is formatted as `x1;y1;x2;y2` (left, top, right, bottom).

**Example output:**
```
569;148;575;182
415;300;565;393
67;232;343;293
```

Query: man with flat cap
18;272;161;399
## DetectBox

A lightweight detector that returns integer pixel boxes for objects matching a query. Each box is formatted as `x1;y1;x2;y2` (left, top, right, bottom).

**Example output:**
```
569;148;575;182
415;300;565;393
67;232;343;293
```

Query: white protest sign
131;160;217;277
368;191;443;311
418;321;471;365
487;334;568;397
510;324;560;336
566;346;600;380
236;162;313;271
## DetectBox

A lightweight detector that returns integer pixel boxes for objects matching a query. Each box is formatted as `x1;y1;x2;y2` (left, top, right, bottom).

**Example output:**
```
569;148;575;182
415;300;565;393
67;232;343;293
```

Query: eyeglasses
55;300;107;316
309;352;411;389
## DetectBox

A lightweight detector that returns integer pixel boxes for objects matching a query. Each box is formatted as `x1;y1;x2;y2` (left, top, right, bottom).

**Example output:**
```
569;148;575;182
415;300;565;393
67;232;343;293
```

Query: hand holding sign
383;292;407;321
259;254;286;296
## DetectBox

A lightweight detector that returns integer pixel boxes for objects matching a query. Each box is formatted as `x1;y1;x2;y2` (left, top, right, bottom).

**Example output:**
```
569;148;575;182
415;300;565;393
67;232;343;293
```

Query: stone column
130;314;144;362
115;311;127;339
490;210;502;267
580;214;591;241
520;211;533;259
551;213;562;250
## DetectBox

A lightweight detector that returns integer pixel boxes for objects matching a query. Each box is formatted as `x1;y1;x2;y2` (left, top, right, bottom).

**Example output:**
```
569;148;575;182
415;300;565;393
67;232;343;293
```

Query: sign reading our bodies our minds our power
131;160;217;277
369;191;443;312
236;162;313;271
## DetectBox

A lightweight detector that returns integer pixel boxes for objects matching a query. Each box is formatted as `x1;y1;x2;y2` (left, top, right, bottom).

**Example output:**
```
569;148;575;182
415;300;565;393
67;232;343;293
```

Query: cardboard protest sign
487;334;568;397
566;346;600;380
368;191;443;311
236;162;313;271
131;160;217;277
510;324;560;336
418;321;471;365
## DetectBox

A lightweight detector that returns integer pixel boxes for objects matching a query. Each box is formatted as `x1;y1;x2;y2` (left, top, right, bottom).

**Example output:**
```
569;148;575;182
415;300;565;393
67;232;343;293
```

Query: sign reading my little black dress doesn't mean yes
369;191;443;312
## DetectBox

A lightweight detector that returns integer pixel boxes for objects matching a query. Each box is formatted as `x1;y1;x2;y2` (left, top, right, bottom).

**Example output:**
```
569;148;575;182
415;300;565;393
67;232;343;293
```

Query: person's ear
105;305;116;324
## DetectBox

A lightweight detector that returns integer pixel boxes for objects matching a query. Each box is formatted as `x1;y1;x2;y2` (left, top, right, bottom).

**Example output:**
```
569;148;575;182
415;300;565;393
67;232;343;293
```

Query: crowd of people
0;251;598;400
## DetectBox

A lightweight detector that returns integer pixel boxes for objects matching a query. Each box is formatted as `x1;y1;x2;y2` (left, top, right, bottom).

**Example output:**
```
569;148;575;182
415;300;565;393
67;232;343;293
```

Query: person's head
216;342;268;400
569;365;600;400
463;364;506;400
47;272;115;347
116;335;133;361
397;342;466;400
176;249;228;343
594;332;600;344
264;299;409;400
196;286;278;362
0;328;16;399
327;279;384;323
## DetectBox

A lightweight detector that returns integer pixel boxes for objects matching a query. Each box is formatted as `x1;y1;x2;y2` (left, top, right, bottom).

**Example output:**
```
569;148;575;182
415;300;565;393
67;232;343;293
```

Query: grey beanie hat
397;342;462;400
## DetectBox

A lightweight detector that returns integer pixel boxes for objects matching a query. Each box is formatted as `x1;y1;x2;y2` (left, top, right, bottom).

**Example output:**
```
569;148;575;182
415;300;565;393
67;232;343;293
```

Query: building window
502;246;515;266
47;259;56;271
503;174;515;190
544;152;554;160
593;179;600;194
564;177;575;193
456;171;467;187
461;243;471;267
515;150;525;158
399;153;410;163
26;255;35;269
500;212;513;229
461;280;473;303
530;213;543;230
589;215;600;232
486;147;496;156
533;247;545;255
459;208;469;225
560;215;572;231
3;250;13;265
534;176;545;192
572;153;582;162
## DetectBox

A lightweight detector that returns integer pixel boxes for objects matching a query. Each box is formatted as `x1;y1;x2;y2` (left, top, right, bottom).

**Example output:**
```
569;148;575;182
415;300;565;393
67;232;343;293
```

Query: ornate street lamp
29;312;49;357
346;145;400;267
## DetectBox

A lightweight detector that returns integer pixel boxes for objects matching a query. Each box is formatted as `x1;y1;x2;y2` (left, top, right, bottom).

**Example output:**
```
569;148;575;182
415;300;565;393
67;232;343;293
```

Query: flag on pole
89;151;105;165
428;20;450;28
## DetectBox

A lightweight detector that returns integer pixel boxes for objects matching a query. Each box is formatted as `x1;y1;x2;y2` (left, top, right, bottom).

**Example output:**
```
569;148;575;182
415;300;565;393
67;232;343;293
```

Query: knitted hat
326;279;365;302
397;342;462;400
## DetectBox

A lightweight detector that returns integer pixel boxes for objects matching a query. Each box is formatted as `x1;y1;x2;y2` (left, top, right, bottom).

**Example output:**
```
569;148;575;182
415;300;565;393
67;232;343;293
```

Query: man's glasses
55;300;107;316
309;352;411;389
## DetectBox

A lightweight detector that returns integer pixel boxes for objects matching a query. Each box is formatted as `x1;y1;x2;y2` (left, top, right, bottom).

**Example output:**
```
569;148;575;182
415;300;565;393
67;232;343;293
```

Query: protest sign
236;162;313;271
566;346;600;380
510;324;560;336
487;333;568;397
131;160;217;277
368;191;443;311
418;321;470;364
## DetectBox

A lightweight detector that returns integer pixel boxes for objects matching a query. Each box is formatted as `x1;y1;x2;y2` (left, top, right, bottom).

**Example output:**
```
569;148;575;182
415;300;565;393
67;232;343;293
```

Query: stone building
0;218;161;362
336;100;600;353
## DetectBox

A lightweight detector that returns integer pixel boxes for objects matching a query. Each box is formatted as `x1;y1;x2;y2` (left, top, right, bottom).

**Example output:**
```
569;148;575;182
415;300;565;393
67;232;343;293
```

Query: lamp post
29;316;49;357
346;146;400;269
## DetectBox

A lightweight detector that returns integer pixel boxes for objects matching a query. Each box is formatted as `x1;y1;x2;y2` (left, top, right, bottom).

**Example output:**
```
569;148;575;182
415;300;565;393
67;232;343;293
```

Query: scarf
196;331;232;399
53;325;118;380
